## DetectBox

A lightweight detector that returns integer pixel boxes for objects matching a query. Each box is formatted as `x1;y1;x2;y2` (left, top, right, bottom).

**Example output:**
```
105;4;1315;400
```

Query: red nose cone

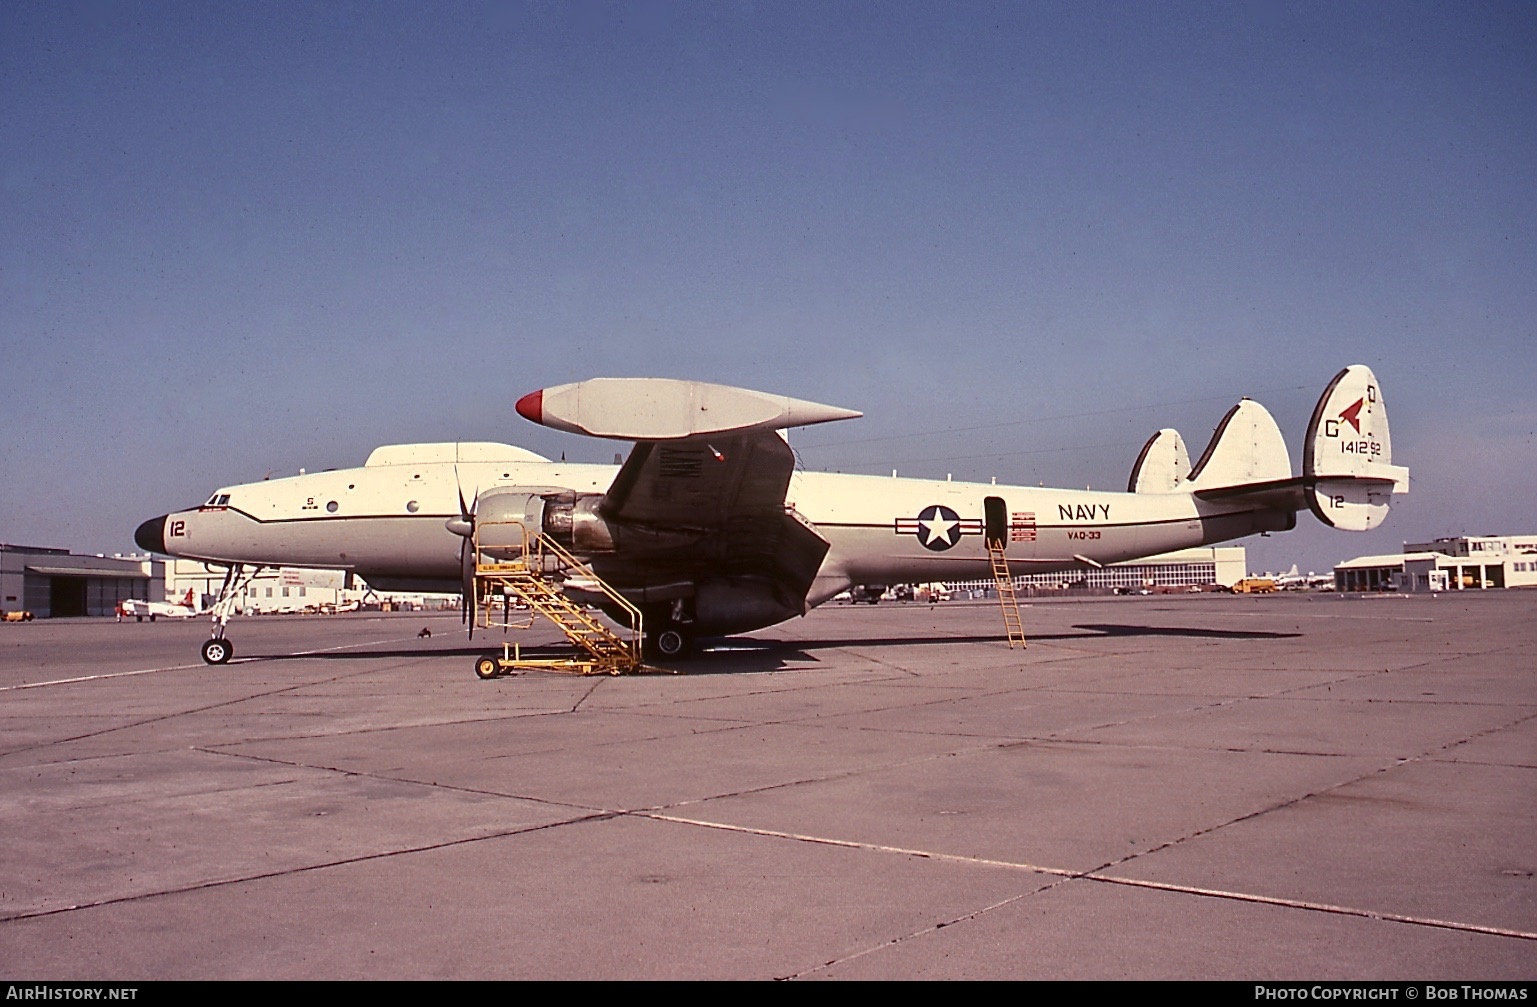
515;389;543;424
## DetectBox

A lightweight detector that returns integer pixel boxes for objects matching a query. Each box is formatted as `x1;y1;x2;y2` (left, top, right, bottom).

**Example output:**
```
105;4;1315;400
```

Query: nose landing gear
200;564;262;665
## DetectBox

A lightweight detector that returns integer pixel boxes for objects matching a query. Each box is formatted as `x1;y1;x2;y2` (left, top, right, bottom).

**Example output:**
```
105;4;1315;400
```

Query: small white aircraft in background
135;365;1406;664
1273;565;1335;591
120;588;203;622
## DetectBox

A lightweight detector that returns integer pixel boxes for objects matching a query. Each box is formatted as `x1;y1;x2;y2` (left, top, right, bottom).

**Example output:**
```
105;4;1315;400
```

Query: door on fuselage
984;496;1008;550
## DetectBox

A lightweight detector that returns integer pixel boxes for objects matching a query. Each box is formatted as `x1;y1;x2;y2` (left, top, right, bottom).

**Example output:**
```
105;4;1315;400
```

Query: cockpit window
205;493;231;506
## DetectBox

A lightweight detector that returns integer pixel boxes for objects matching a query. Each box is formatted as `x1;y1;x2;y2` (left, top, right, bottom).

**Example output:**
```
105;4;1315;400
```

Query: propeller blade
454;463;478;639
461;537;475;640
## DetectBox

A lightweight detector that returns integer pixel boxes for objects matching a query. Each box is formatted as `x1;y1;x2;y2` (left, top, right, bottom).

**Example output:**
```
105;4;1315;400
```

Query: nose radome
135;515;167;554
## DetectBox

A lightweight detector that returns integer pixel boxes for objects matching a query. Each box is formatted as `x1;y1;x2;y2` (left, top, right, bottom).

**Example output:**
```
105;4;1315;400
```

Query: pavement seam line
0;633;424;693
640;812;1537;943
0;647;435;758
0;812;617;924
778;886;1057;979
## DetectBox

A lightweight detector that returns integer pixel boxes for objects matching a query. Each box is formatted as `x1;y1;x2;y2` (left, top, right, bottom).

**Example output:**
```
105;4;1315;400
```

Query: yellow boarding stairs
987;539;1027;649
471;519;647;677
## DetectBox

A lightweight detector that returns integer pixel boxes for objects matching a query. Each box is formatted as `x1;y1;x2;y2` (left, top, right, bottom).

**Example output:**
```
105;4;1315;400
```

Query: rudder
1303;365;1409;530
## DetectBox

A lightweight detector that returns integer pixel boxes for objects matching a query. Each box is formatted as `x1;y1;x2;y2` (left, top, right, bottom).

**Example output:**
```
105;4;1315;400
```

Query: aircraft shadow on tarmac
691;625;1301;674
236;623;1298;676
1069;623;1301;640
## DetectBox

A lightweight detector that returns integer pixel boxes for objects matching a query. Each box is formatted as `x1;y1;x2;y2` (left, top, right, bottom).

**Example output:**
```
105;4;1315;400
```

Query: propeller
448;467;478;639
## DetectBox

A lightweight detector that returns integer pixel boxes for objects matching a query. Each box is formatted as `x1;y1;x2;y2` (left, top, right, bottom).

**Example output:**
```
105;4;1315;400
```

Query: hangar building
1;544;163;618
1334;534;1537;592
950;545;1246;595
163;559;457;613
165;559;355;614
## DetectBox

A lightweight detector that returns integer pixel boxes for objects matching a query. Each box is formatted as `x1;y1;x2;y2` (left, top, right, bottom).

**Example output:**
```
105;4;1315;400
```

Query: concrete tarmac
1;592;1533;979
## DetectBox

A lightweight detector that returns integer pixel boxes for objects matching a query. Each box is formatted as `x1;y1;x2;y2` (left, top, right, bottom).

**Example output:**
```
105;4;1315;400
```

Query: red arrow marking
1339;398;1364;433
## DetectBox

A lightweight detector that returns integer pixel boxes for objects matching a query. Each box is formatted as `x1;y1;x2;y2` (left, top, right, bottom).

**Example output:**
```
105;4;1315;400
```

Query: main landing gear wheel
651;628;691;660
474;654;500;680
201;638;234;665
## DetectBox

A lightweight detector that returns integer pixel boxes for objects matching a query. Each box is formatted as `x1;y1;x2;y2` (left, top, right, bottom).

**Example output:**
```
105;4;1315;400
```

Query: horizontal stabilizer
1193;475;1307;511
1128;428;1190;493
1302;364;1408;530
516;378;861;440
1186;400;1291;492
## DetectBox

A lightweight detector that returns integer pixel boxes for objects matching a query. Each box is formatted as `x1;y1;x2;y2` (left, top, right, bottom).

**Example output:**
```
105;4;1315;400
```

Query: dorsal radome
516;378;861;440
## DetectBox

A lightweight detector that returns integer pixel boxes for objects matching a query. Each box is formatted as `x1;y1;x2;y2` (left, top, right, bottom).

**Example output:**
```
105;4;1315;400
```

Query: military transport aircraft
135;365;1406;665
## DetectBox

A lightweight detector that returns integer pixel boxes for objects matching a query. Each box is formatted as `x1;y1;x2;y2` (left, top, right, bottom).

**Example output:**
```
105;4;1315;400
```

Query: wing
598;431;829;607
516;378;861;625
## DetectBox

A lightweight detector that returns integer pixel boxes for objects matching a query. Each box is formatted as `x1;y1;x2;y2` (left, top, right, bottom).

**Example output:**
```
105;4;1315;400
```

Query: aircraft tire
652;628;691;660
201;638;233;665
474;654;500;680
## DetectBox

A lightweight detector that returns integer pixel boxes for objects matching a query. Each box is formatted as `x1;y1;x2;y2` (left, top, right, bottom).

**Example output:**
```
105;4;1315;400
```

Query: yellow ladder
988;541;1026;649
472;521;645;676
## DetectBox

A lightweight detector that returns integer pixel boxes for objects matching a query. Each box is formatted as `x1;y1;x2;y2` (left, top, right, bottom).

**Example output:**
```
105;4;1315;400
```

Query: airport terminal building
1334;534;1537;592
1;544;163;618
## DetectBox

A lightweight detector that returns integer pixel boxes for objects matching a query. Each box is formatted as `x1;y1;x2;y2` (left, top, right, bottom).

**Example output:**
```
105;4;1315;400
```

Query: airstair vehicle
470;519;646;677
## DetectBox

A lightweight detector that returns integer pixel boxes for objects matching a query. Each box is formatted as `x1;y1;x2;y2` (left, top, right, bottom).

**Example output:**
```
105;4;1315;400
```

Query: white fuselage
149;443;1282;607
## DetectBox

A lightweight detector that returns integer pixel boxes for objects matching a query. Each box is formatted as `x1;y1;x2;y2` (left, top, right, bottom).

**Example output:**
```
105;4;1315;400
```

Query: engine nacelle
692;577;800;636
460;487;617;561
589;576;801;639
539;492;616;554
470;489;549;560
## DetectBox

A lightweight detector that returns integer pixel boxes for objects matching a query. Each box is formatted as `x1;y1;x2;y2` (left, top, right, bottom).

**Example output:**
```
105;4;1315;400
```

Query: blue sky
3;1;1533;575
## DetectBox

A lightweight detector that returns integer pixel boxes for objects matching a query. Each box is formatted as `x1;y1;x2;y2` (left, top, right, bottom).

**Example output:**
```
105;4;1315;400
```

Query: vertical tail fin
1185;400;1292;491
1128;429;1191;493
1303;365;1409;530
